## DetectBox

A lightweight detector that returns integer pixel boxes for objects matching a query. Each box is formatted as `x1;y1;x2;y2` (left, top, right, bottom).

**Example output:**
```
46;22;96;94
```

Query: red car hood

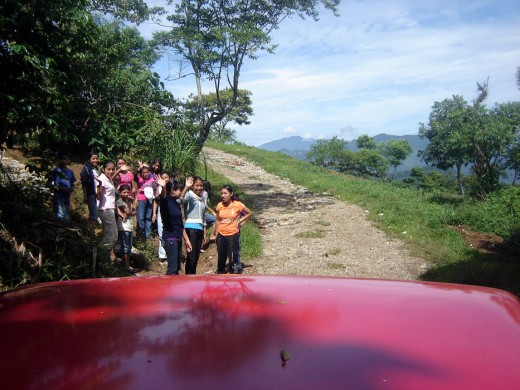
1;275;519;389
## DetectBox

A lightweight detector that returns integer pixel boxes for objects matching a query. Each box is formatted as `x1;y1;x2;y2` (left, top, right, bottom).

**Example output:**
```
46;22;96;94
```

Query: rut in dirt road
204;147;430;280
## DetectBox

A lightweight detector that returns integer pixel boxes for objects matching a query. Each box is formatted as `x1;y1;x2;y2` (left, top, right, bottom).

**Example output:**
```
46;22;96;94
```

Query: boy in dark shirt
47;152;76;222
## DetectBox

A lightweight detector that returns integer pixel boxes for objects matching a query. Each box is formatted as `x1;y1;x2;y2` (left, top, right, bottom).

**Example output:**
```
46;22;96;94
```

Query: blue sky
140;0;520;146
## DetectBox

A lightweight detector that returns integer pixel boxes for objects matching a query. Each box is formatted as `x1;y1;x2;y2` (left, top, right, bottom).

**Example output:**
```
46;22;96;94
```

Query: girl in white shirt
96;160;118;261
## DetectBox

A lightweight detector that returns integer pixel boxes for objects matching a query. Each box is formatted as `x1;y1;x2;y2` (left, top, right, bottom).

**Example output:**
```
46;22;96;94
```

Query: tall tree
0;0;95;150
418;95;471;194
184;88;253;143
77;19;176;157
356;134;377;150
154;0;340;150
307;136;348;170
379;139;413;179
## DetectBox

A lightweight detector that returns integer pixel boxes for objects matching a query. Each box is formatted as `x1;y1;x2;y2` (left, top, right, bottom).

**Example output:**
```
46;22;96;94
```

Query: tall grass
208;142;520;295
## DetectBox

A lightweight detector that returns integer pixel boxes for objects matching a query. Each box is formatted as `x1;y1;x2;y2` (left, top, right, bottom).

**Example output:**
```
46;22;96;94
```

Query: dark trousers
185;228;204;274
216;233;240;273
164;239;182;275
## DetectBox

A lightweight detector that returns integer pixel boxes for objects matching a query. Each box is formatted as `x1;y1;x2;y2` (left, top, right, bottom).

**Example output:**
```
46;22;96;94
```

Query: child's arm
210;210;219;241
183;229;192;253
180;177;193;201
152;198;158;223
96;177;103;201
238;206;253;228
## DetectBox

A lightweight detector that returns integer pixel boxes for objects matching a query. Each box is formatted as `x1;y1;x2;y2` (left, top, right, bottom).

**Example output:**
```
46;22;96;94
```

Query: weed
316;220;331;227
294;229;326;239
324;248;341;256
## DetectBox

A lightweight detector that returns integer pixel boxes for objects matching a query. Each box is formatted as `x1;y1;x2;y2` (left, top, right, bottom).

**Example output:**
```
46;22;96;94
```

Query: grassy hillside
207;142;520;296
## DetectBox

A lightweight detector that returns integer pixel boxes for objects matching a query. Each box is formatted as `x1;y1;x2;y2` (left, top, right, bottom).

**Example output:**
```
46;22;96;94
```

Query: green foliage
449;187;520;241
307;136;390;179
356;134;378;150
91;0;161;24
0;0;95;150
184;88;253;143
1;2;176;165
306;136;348;169
78;19;176;158
378;139;413;178
130;117;199;179
419;90;520;198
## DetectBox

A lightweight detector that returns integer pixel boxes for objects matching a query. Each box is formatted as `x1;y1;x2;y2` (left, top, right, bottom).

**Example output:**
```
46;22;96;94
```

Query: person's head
118;184;131;200
167;180;183;199
220;185;238;204
203;180;213;198
151;159;162;173
192;176;204;196
116;157;127;170
57;151;70;168
139;165;150;180
160;171;170;182
87;151;99;167
102;160;115;177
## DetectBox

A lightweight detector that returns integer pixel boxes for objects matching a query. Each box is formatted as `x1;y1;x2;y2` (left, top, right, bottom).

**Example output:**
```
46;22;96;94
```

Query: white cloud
142;0;520;146
283;126;297;134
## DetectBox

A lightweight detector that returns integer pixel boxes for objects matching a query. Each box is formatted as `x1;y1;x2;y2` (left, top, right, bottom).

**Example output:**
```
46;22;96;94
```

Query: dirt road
202;147;429;279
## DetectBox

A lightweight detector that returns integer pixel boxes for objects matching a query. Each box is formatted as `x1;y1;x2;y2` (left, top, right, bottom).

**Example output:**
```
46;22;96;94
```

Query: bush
449;186;520;241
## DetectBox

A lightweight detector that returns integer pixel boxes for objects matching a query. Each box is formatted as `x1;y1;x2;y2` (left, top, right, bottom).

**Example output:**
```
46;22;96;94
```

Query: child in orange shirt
210;185;252;274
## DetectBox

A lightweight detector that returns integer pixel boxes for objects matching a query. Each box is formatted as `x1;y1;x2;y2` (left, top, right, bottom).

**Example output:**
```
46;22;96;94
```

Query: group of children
47;151;252;275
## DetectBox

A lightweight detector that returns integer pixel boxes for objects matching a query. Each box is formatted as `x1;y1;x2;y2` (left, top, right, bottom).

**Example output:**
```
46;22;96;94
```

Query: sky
139;0;520;146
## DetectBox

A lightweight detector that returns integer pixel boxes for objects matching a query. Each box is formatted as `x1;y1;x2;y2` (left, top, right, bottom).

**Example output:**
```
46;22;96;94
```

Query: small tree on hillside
378;139;413;179
307;137;348;170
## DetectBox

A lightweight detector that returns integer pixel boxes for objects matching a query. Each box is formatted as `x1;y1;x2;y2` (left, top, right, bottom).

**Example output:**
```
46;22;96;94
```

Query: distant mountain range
259;134;430;173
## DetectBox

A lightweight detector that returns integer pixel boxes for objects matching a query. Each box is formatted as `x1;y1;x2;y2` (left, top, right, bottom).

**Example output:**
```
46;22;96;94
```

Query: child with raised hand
116;184;137;273
180;176;206;274
155;176;192;275
112;157;136;196
210;185;252;274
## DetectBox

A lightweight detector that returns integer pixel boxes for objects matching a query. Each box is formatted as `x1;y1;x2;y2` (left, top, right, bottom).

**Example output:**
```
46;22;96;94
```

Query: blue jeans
136;200;153;239
164;238;182;275
119;231;133;254
205;212;216;228
86;193;98;221
54;200;71;222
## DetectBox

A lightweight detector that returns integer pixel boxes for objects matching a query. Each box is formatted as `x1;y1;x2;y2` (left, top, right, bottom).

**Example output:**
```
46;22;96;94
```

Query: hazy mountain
258;134;430;173
259;136;316;153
